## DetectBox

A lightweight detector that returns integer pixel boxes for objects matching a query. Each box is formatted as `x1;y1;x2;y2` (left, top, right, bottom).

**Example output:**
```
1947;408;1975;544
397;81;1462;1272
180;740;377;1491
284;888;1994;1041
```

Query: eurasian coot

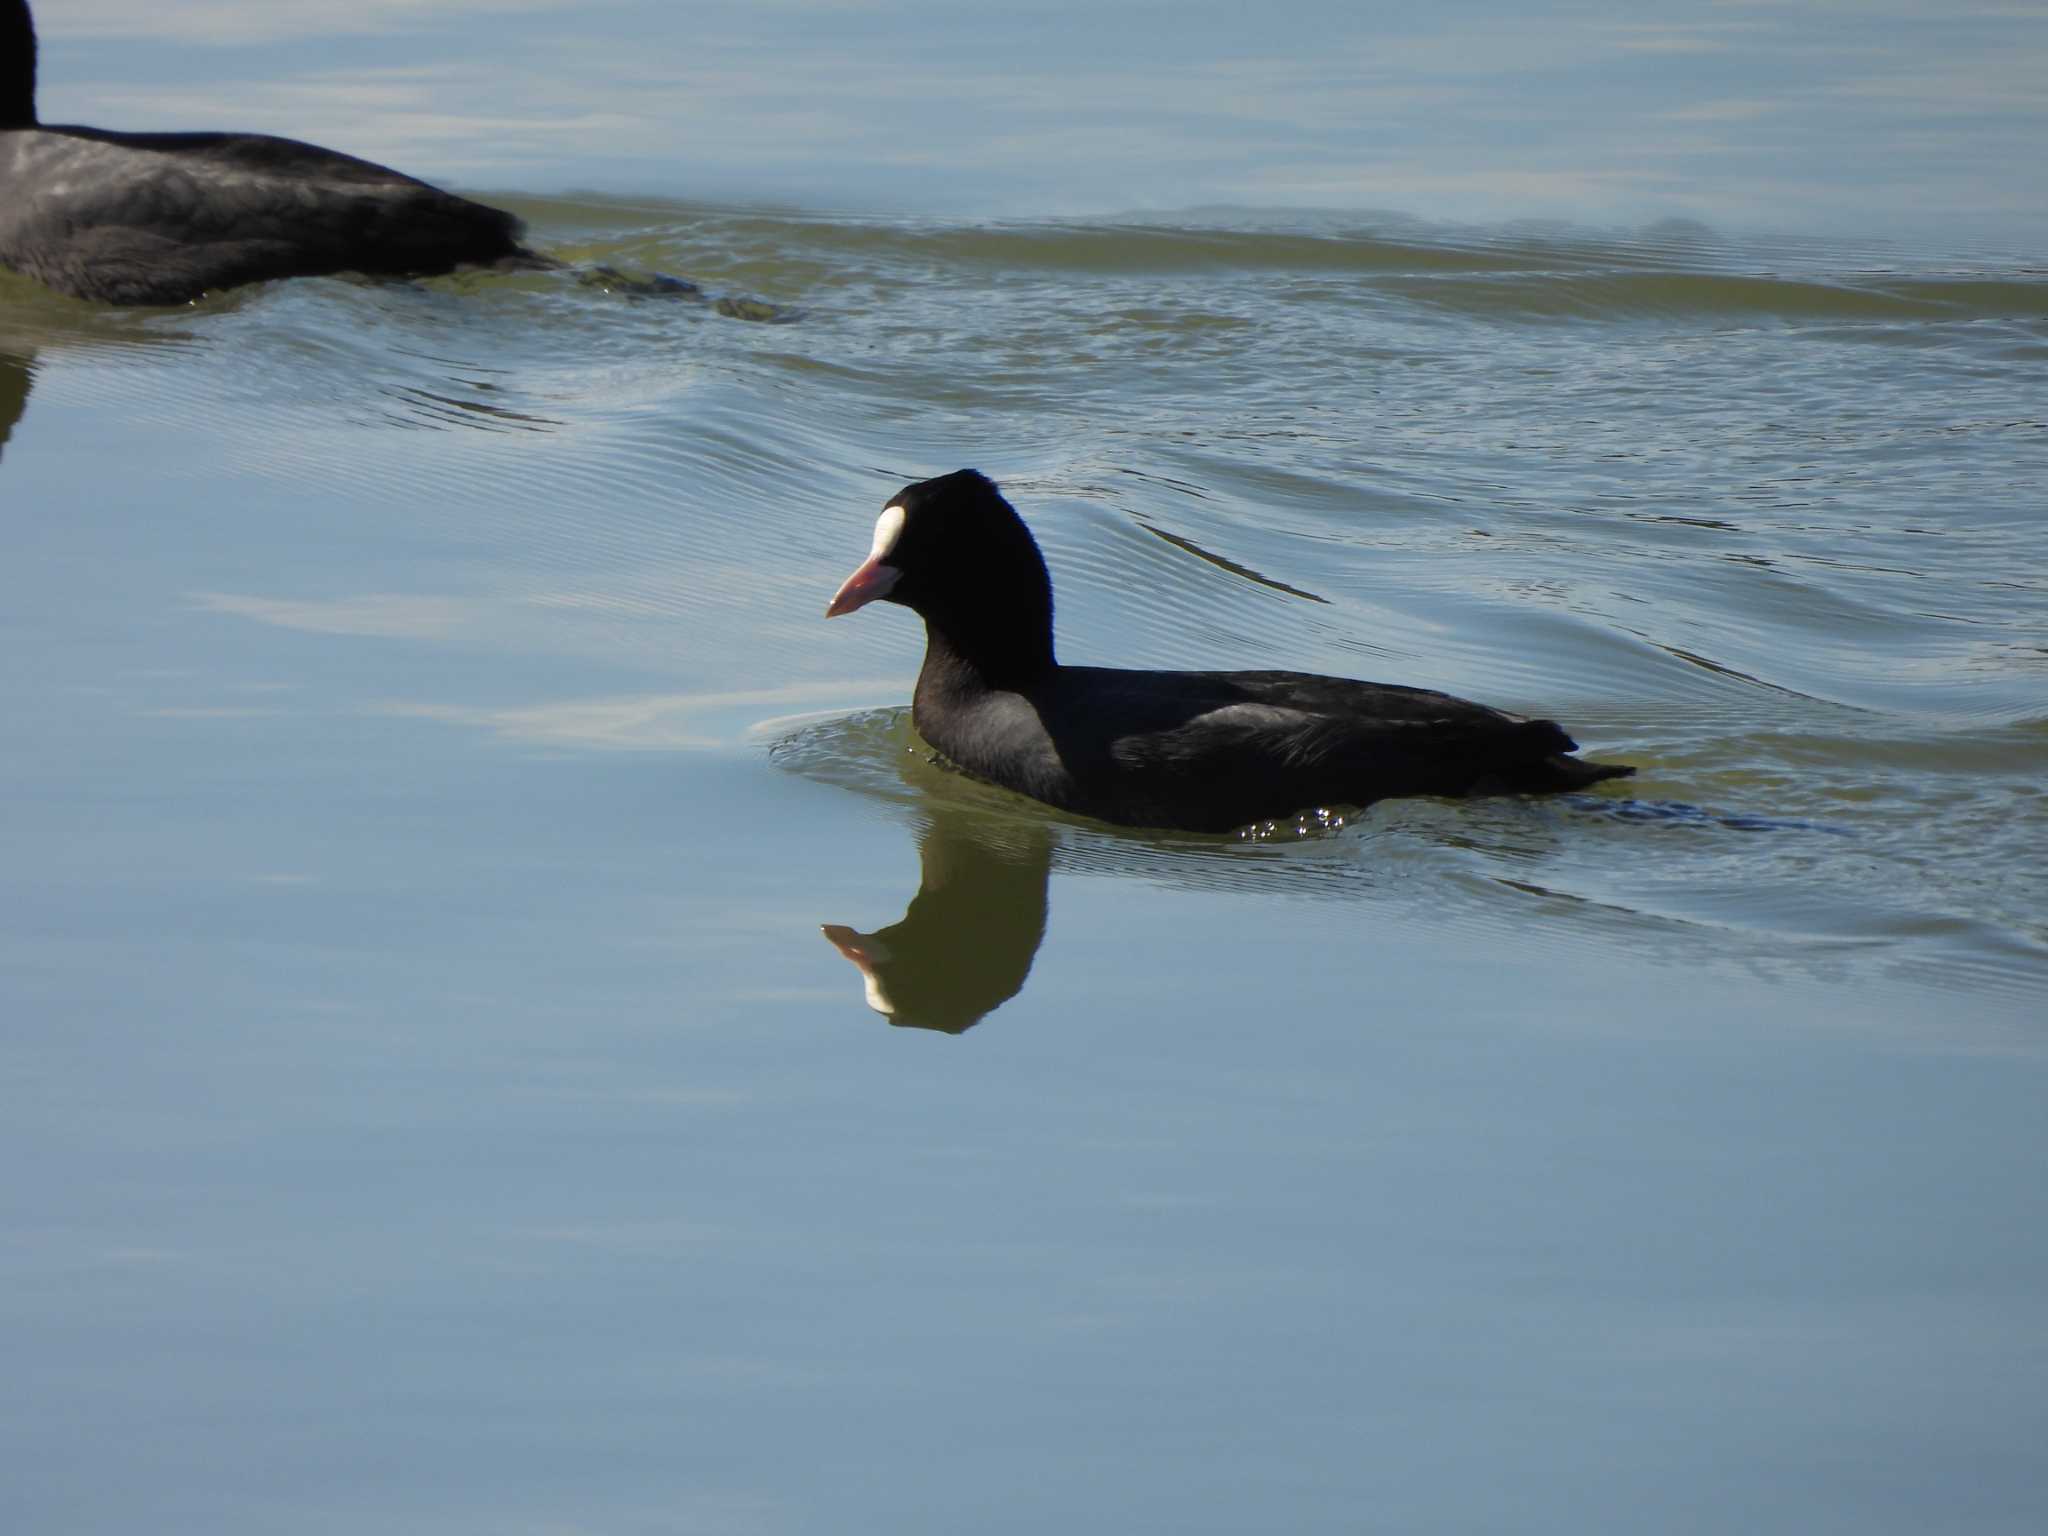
826;469;1635;833
0;0;540;304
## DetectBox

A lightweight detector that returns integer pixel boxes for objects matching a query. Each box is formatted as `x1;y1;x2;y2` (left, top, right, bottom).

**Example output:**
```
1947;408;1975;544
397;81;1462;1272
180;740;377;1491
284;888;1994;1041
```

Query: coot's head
826;469;1054;637
3;0;38;129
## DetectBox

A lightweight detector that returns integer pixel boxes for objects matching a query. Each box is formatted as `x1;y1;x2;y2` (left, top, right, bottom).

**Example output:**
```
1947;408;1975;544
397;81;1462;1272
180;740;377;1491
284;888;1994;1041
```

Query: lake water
4;200;2046;1534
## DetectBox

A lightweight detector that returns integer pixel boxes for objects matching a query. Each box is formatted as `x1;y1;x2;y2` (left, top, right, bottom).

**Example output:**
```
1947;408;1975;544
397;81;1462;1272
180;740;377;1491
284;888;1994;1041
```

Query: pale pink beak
825;556;901;617
820;923;879;972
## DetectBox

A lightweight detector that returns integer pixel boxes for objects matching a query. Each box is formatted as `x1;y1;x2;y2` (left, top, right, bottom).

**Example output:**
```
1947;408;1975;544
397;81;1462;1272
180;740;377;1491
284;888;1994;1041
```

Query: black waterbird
827;470;1634;833
1;0;540;304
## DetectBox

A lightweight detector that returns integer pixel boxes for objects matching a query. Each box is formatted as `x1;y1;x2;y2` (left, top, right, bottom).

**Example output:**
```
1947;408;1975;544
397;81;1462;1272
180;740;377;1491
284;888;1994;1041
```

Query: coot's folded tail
1464;719;1635;796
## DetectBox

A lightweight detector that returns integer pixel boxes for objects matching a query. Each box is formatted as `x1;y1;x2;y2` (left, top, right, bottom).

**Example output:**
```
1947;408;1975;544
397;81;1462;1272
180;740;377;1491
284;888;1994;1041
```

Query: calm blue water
32;1;2048;244
4;190;2047;1532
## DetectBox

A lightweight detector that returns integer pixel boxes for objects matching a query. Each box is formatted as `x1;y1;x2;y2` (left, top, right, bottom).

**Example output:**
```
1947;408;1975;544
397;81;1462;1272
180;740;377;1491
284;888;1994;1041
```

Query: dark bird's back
0;128;533;304
0;1;540;305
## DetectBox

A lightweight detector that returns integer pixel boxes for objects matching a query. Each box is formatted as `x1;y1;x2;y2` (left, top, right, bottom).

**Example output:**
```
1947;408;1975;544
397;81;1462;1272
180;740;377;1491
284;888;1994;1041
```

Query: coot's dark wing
0;128;529;304
1033;667;1624;831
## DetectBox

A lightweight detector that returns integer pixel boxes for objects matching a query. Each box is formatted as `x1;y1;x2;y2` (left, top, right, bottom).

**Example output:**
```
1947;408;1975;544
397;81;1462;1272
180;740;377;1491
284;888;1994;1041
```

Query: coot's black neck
2;0;37;129
917;625;1057;704
913;577;1058;698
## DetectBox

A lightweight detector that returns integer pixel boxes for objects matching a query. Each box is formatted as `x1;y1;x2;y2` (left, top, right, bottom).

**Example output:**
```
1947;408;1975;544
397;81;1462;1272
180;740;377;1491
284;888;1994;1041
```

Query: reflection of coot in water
827;470;1633;833
822;812;1051;1034
0;0;540;305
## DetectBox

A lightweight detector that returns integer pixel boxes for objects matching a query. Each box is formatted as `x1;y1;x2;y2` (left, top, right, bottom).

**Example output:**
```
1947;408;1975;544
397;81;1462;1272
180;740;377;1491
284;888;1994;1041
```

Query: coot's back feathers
0;1;538;304
828;470;1634;833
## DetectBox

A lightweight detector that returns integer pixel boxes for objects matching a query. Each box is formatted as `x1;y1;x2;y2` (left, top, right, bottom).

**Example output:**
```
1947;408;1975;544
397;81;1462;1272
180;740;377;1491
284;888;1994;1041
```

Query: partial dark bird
827;469;1634;833
0;0;543;304
0;344;30;455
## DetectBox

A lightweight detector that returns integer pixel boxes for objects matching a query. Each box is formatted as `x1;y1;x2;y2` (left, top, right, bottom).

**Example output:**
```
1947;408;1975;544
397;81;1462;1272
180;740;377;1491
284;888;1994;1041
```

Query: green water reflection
823;806;1052;1034
0;347;31;453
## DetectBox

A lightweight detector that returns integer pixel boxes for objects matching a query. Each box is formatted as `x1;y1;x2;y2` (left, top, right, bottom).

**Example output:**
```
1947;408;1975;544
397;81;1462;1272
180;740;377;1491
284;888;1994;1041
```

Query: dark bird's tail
1533;754;1636;791
1487;720;1635;794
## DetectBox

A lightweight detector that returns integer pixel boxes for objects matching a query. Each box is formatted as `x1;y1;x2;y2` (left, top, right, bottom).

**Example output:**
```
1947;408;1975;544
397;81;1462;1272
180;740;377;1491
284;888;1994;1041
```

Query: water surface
3;202;2046;1534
